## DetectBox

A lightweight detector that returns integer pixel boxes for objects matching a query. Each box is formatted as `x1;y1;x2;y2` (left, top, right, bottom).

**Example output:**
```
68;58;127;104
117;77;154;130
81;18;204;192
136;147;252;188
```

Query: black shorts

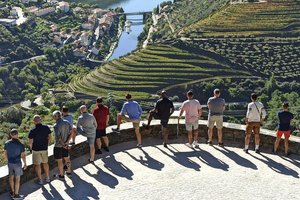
151;112;169;128
54;147;69;160
96;129;107;138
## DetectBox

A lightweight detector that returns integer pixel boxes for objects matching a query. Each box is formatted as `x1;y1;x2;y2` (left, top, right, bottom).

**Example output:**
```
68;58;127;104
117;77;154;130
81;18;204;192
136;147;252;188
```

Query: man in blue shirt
273;102;294;156
5;129;27;199
112;94;143;148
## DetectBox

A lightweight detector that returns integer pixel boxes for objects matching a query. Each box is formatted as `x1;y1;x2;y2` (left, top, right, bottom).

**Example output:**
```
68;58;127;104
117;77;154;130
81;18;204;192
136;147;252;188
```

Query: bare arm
21;152;27;169
106;114;110;126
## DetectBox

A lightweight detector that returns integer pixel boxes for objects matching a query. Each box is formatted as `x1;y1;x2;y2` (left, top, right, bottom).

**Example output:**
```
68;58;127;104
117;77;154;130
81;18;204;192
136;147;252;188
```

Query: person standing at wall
207;89;225;146
244;93;267;153
179;91;202;148
28;115;51;185
93;97;110;154
62;106;77;145
273;102;293;156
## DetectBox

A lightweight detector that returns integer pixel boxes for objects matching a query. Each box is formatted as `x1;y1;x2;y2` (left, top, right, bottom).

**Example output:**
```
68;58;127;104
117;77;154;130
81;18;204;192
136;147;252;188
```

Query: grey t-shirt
207;96;225;116
53;118;72;148
76;112;97;138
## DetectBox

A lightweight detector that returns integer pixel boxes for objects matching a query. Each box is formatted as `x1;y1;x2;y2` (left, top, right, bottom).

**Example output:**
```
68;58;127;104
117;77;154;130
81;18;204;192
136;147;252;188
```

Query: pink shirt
181;99;202;123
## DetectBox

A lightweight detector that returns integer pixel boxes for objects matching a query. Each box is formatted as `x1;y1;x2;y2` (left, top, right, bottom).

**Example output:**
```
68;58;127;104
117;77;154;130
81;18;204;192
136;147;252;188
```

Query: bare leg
103;136;109;147
57;159;64;176
163;128;168;144
284;138;289;155
116;114;122;129
9;176;14;194
187;130;193;144
254;134;260;146
147;111;154;126
96;138;102;149
90;144;95;161
245;134;251;146
208;128;213;142
42;163;49;178
14;176;20;195
274;136;281;152
135;127;142;144
63;157;71;174
217;128;223;143
35;164;42;180
193;129;199;142
71;128;77;143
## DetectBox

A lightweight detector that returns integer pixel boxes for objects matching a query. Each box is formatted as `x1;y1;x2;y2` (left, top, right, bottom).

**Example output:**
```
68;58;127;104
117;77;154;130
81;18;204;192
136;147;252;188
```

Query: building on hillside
10;7;18;17
0;18;17;27
92;8;108;18
88;14;98;24
81;22;94;30
21;0;38;3
73;47;88;58
47;0;58;6
91;47;99;55
80;31;92;46
99;15;114;31
34;7;55;16
57;1;70;13
27;6;39;13
50;24;58;32
73;7;83;13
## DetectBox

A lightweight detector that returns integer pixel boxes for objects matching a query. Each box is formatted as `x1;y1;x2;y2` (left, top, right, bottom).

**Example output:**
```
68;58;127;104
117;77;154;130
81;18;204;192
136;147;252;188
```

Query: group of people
4;89;294;199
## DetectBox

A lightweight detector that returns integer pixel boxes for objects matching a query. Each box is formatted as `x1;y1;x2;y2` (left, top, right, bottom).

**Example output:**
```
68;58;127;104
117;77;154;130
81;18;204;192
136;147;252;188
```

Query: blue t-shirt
278;111;294;131
120;100;142;120
28;124;51;151
4;139;25;164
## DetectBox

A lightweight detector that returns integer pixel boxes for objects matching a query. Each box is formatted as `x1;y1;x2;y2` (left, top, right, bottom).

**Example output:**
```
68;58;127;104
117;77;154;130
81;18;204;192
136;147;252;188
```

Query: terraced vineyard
180;0;300;79
69;44;252;99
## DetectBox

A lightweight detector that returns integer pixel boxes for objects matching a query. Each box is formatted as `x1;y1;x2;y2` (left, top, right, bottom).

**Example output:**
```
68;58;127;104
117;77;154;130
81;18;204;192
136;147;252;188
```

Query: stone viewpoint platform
0;120;300;199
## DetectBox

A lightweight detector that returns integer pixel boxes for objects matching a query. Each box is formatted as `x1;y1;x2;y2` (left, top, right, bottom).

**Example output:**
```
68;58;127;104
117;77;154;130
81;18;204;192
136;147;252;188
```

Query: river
69;0;169;59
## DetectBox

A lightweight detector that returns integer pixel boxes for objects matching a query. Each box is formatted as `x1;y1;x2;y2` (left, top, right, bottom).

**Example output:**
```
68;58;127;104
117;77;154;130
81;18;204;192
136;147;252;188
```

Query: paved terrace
0;120;299;200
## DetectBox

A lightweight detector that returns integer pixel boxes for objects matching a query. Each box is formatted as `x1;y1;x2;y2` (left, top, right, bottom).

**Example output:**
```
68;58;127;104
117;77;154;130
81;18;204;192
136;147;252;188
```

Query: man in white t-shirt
179;91;202;148
244;93;267;154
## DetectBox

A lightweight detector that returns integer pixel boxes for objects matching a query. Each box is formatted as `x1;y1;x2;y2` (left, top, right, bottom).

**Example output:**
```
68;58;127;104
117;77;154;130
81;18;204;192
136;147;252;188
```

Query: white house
81;22;94;30
0;56;6;64
34;7;55;16
0;18;17;27
80;32;92;46
57;1;70;13
10;7;18;17
27;6;39;13
91;47;99;55
92;8;108;18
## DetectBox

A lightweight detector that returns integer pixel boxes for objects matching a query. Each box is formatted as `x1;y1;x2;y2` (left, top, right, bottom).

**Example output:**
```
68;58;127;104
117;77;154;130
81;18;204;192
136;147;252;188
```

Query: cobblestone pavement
1;137;299;200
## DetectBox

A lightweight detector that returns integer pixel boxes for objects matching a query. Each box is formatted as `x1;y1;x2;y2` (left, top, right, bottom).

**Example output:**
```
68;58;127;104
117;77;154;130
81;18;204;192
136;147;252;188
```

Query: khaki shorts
186;120;199;131
32;150;48;165
207;115;223;129
121;115;140;128
246;122;261;135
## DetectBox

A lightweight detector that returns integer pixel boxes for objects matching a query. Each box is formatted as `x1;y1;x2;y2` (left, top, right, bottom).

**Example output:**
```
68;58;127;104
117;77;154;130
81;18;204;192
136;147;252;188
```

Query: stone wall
0;120;299;194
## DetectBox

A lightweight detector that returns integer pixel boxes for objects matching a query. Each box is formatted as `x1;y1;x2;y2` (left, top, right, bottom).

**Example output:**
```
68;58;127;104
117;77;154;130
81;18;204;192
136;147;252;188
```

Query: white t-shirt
181;99;202;123
246;101;267;122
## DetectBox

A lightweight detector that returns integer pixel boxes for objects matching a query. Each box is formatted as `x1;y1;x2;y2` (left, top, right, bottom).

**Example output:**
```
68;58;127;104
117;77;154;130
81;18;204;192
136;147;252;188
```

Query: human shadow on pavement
279;155;300;169
154;145;201;171
213;146;258;170
250;153;299;178
82;164;119;189
102;154;134;180
123;148;165;171
41;182;65;200
64;171;100;200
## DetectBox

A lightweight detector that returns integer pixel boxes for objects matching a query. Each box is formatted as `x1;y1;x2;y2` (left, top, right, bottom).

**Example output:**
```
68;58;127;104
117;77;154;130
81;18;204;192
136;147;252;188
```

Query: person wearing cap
5;129;27;199
52;110;72;180
28;115;51;185
143;90;174;147
179;90;202;148
62;106;77;145
77;105;97;163
273;102;294;156
207;89;225;146
244;93;267;154
93;97;110;154
112;94;143;148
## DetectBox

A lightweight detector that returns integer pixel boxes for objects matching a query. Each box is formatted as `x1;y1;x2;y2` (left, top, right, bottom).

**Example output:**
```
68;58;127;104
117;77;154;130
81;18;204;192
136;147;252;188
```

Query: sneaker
163;143;167;148
136;144;142;149
104;147;109;152
45;177;51;183
53;174;65;180
63;165;68;170
10;191;14;198
96;149;102;154
218;142;224;147
255;149;260;154
88;159;94;163
272;148;277;154
66;172;72;177
207;141;212;146
13;194;24;200
112;128;120;132
185;143;193;148
34;179;43;185
285;152;291;156
243;148;249;154
192;141;199;148
69;142;75;145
